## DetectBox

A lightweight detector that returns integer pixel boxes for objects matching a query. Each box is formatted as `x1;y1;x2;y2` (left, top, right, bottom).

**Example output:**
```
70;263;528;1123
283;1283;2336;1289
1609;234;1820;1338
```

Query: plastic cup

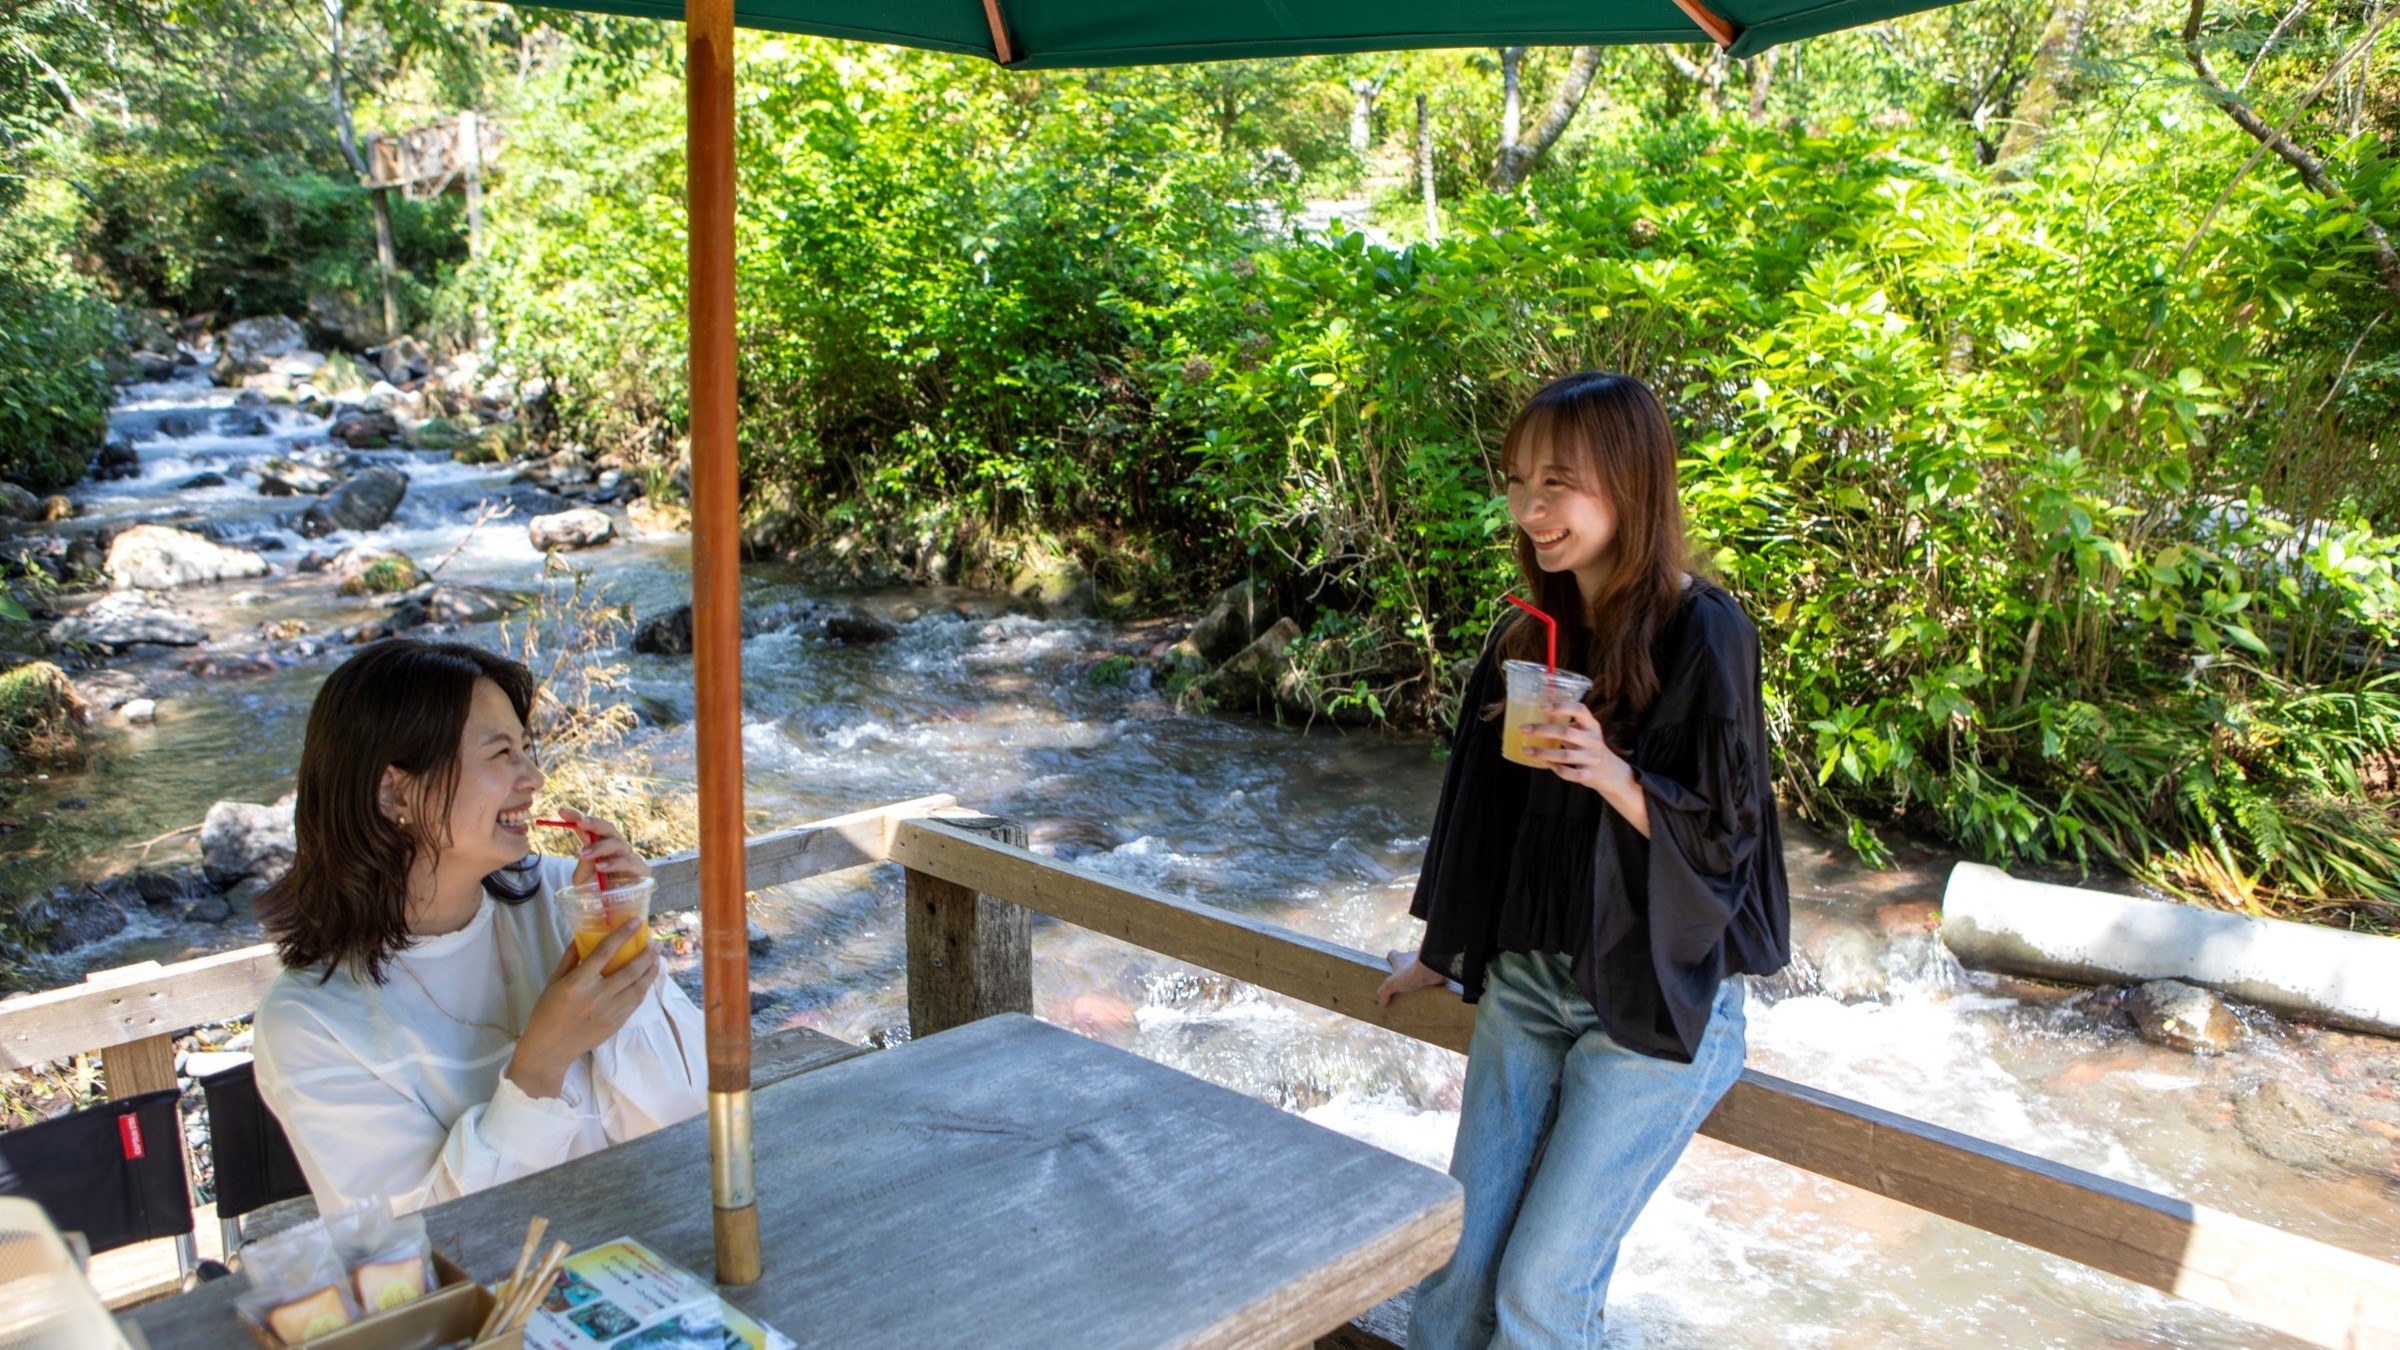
1500;660;1594;767
558;874;656;975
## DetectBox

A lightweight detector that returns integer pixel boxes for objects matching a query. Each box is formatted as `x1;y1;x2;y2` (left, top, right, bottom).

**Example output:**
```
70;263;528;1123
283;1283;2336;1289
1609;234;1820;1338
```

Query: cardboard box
239;1253;522;1350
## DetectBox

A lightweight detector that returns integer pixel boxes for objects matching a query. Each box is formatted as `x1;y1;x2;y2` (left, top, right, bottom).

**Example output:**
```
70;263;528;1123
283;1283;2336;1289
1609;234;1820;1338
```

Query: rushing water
8;368;2398;1346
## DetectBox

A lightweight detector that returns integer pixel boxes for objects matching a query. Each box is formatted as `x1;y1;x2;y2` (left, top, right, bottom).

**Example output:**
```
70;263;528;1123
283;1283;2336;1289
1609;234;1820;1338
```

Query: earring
395;813;408;827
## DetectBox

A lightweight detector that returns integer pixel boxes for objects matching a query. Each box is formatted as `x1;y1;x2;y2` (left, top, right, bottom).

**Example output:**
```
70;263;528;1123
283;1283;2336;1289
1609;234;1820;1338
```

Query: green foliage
0;196;112;490
0;661;87;769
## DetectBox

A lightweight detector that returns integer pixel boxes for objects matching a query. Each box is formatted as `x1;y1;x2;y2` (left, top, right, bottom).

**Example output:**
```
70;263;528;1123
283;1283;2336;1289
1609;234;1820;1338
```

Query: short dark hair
258;640;541;983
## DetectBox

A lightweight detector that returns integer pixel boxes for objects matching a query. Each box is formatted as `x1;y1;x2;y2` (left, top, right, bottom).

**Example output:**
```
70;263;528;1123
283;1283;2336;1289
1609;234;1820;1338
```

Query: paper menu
521;1238;792;1350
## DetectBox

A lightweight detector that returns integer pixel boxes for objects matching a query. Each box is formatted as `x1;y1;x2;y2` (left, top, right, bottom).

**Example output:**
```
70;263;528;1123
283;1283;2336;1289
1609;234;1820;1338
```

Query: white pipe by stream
1941;863;2400;1038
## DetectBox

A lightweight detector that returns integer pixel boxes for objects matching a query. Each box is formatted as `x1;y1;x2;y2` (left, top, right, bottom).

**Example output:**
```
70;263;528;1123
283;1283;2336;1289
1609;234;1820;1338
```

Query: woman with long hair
1378;372;1790;1346
252;640;702;1214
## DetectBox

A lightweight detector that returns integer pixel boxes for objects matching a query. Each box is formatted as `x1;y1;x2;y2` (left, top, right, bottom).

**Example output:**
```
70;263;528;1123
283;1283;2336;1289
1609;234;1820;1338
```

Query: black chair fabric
196;1060;311;1220
0;1088;192;1254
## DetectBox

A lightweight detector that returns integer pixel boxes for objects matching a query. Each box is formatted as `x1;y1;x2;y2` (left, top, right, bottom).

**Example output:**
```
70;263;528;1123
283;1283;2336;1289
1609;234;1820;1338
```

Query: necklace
394;956;515;1040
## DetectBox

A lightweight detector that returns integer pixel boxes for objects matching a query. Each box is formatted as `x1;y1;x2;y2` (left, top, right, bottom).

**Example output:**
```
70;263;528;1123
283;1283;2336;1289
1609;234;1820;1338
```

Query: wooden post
101;1035;176;1099
905;815;1031;1039
685;0;756;1289
1416;94;1438;243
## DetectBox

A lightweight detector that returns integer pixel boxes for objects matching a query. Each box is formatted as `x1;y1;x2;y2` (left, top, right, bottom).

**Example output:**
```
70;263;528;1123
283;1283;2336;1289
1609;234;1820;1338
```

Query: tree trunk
1348;68;1389;154
1417;94;1439;242
323;0;399;338
1500;47;1525;154
1991;0;2091;177
1748;48;1778;125
1490;45;1602;189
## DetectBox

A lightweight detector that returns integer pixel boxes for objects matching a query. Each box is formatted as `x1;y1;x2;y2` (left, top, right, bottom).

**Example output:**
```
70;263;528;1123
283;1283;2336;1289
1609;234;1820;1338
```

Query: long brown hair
1495;372;1694;732
258;640;540;984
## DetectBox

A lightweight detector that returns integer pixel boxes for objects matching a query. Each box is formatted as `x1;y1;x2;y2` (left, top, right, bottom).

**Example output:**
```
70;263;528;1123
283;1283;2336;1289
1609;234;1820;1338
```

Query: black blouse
1409;581;1791;1063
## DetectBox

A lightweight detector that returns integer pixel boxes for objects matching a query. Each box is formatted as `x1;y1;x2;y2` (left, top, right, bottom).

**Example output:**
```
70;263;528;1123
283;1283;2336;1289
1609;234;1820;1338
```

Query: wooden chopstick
499;1240;571;1335
477;1216;548;1341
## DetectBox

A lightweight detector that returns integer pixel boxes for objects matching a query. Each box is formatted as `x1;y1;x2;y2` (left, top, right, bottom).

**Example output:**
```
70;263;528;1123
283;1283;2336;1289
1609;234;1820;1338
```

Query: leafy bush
0;192;113;490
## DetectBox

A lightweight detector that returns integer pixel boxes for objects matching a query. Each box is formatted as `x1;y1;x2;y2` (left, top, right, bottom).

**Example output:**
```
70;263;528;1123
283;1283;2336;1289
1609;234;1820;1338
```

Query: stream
5;364;2396;1347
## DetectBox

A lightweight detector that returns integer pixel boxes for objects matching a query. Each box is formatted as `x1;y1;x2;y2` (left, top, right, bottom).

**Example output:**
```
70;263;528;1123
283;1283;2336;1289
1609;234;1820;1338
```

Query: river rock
157;412;202;438
24;884;127;953
133;352;179;382
1805;922;1892;1002
305;290;383;351
52;592;208;648
120;698;157;723
300;466;408;536
372;335;432;385
104;525;269;591
130;869;188;905
634;604;697;655
823;606;900;645
330;545;421;595
328;408;402;448
184;893;233;924
176;471;229;490
410;585;517;625
94;437;141;480
528;508;613;551
201;797;297;887
1206;616;1303;707
212;315;308;381
0;483;41;522
2234;1081;2389;1176
258;461;338;496
215;409;271;438
2127;979;2245;1054
1190;579;1280;664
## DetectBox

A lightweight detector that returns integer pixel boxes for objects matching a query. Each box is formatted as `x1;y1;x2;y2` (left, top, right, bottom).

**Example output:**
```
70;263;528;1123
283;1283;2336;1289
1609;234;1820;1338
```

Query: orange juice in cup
1500;660;1594;768
559;874;656;974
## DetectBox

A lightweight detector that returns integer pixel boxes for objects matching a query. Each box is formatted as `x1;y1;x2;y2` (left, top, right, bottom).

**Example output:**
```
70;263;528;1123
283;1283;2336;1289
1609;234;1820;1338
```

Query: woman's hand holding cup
507;922;659;1100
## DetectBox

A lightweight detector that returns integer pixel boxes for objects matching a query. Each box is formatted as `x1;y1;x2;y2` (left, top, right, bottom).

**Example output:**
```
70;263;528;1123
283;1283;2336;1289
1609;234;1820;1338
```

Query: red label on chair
119;1114;145;1160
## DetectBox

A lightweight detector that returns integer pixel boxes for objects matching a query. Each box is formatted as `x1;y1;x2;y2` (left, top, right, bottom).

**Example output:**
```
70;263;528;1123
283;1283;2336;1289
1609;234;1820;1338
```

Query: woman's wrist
505;1045;565;1100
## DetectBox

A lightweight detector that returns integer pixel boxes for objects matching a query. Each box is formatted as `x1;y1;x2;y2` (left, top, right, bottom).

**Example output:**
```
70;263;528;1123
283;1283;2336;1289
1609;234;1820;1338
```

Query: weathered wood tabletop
132;1013;1461;1350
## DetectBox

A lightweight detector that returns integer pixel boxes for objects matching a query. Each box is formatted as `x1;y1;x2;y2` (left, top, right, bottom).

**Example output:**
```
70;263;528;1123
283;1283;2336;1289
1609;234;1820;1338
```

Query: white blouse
253;855;705;1215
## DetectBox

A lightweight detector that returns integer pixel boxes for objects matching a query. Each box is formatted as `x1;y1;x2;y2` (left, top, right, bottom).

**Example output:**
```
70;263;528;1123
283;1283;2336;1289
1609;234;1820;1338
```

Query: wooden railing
0;795;960;1097
7;796;2395;1348
887;816;2400;1350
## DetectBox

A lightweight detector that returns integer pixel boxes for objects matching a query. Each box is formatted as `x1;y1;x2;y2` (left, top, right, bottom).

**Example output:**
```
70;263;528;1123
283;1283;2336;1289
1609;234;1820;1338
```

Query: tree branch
2182;0;2400;306
1491;46;1601;189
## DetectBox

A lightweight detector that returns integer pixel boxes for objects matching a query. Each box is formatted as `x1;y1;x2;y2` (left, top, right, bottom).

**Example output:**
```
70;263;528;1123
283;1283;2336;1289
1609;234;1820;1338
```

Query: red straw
1503;594;1558;673
534;817;606;885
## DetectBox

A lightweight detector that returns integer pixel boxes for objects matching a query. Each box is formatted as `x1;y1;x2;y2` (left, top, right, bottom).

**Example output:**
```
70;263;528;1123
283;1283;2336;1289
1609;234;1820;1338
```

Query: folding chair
195;1059;311;1257
0;1088;196;1280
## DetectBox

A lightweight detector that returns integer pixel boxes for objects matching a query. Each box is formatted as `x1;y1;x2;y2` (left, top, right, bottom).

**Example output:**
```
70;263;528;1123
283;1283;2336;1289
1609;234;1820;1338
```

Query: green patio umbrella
529;0;1951;62
481;0;1970;1288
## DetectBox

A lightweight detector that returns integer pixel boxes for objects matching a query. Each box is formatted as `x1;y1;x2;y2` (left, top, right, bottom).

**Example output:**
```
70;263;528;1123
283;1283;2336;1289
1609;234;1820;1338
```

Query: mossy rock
405;417;470;452
316;351;369;396
341;555;424;596
0;661;87;769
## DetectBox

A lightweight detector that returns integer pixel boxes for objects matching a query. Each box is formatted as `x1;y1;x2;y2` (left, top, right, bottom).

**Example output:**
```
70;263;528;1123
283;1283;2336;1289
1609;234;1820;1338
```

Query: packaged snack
232;1220;360;1345
324;1197;433;1314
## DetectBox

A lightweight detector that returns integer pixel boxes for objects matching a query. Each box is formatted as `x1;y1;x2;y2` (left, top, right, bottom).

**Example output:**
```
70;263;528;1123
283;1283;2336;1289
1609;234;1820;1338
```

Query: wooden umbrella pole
686;0;759;1287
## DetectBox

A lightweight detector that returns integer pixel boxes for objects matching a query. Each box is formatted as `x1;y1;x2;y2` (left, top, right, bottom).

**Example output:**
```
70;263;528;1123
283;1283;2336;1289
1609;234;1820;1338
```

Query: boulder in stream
201;796;296;887
2127;979;2245;1054
300;466;408;537
823;606;900;645
94;438;141;481
329;409;402;448
0;483;42;522
1189;580;1280;665
258;460;339;496
51;592;208;648
1205;616;1303;708
330;546;422;596
528;507;614;551
22;884;127;953
105;524;270;591
212;316;308;383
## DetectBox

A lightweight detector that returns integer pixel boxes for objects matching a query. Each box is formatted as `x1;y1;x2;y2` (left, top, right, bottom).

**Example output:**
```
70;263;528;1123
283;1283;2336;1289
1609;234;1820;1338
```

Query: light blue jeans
1408;951;1748;1349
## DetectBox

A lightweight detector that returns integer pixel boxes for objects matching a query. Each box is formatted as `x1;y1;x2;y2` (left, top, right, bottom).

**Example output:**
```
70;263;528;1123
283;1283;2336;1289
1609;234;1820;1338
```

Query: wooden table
132;1014;1462;1349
